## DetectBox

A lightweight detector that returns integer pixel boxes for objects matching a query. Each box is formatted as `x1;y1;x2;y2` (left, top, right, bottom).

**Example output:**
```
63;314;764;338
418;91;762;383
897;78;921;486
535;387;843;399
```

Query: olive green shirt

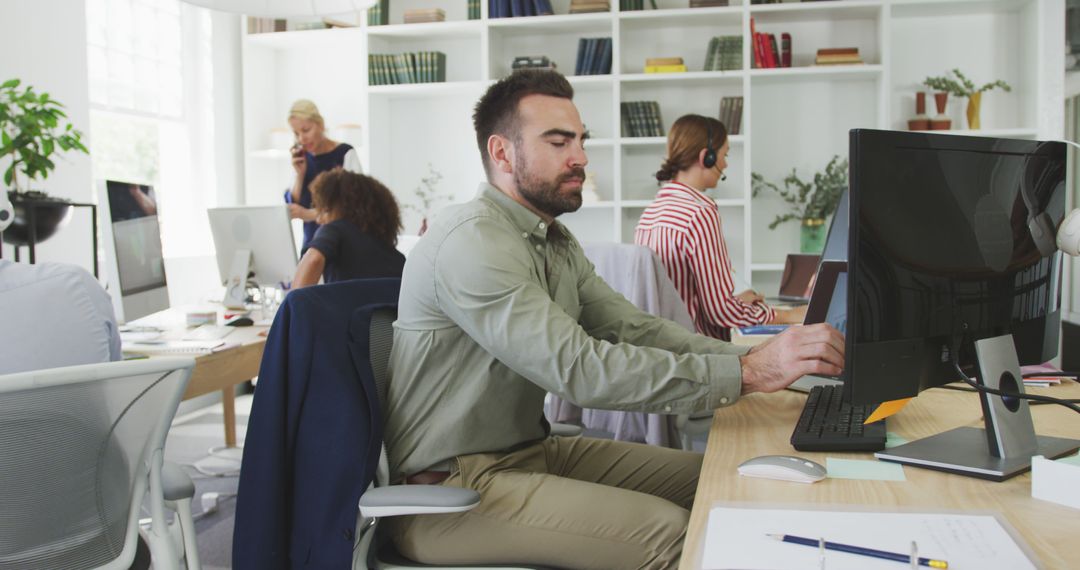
385;183;750;478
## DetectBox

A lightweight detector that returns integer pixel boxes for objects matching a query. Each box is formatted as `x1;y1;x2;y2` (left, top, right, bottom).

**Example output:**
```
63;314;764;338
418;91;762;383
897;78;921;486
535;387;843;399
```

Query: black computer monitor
847;129;1078;480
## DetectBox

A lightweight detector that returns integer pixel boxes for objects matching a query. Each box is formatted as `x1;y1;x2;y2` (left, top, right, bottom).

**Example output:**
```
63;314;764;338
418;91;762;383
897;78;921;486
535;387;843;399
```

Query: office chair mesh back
369;308;396;428
0;364;187;569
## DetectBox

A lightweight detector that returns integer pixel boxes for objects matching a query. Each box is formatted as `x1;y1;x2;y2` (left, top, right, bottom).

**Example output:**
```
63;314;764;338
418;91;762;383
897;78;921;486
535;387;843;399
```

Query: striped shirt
635;181;775;340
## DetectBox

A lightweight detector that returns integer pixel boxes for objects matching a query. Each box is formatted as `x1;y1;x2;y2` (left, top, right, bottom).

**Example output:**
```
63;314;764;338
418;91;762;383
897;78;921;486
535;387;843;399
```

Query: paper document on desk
702;505;1036;569
123;340;234;355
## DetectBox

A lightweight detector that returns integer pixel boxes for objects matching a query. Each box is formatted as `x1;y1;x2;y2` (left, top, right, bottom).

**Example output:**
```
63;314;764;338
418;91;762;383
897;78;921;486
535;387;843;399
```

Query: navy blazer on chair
233;278;400;570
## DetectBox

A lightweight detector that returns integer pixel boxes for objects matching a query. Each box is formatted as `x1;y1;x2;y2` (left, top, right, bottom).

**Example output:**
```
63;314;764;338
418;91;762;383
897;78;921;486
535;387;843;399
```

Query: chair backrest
0;357;193;569
582;242;694;331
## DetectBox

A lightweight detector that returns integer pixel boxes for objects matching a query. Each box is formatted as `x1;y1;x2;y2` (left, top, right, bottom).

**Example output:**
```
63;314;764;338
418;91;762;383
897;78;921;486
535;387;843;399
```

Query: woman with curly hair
292;168;405;288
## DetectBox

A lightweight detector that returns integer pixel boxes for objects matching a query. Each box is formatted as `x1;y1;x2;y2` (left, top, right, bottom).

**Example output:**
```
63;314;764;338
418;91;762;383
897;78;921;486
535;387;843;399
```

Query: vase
908;91;930;130
929;92;952;130
966;91;982;130
800;219;827;254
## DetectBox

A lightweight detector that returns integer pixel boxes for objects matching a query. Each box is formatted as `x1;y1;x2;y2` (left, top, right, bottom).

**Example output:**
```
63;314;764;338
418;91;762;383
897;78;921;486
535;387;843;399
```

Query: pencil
767;533;948;568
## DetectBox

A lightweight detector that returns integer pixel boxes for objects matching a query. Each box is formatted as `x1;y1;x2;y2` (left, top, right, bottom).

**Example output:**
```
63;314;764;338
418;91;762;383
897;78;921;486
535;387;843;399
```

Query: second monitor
207;205;299;295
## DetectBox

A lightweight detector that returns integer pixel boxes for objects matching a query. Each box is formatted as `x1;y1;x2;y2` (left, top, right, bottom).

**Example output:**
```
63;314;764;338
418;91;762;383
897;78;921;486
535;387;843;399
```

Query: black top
284;143;354;251
307;220;405;284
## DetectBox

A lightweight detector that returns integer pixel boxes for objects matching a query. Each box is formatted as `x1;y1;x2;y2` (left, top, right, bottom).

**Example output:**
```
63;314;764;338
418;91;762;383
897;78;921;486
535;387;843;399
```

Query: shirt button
538;222;546;229
664;405;672;412
521;232;528;238
720;397;729;404
535;244;542;251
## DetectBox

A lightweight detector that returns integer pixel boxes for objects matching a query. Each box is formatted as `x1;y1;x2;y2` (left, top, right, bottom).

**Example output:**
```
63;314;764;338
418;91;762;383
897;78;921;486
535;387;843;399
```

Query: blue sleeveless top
284;143;354;252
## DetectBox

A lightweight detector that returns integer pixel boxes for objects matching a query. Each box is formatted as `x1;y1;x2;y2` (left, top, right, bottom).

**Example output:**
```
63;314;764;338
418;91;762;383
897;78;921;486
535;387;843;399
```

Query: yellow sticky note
865;398;912;424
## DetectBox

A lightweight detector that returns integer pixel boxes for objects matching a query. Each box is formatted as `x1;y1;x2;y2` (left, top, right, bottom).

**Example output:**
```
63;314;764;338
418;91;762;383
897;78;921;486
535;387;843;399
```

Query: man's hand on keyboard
738;324;845;395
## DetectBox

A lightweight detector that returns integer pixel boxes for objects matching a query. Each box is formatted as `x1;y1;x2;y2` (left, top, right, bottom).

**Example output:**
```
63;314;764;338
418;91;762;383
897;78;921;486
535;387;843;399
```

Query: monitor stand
875;334;1080;481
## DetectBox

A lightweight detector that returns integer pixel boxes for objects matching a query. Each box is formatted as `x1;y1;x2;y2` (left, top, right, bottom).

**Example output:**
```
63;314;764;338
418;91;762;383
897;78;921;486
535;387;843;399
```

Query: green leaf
1;78;19;89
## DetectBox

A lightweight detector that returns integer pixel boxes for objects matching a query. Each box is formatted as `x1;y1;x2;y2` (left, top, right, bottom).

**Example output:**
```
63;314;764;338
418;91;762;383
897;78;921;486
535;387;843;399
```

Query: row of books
690;0;729;6
750;20;792;69
619;0;657;10
489;0;555;18
575;38;613;75
469;0;482;19
703;35;742;72
404;8;446;23
570;0;610;13
247;17;287;34
621;101;664;137
368;52;448;85
512;55;557;70
815;47;863;65
368;0;389;25
718;96;743;135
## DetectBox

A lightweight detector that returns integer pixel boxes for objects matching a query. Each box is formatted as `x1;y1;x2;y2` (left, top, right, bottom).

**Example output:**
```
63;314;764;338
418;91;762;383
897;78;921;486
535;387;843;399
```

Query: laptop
767;253;820;303
787;259;846;393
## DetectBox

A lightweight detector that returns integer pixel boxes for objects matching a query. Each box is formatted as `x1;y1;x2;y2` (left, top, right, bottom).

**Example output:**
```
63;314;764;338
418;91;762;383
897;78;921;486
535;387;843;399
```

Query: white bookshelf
240;0;1063;294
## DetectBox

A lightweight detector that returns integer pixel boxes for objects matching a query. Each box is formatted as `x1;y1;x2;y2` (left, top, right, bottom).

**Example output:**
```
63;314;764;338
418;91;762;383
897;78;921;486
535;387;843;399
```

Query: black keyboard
790;384;887;451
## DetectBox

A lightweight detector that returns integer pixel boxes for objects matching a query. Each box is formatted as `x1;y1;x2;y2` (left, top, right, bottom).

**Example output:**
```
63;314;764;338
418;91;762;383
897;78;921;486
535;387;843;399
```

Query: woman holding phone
285;99;363;252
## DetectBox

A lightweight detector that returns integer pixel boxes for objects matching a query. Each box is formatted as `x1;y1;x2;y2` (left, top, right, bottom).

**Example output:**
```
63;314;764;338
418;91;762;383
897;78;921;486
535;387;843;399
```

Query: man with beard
383;70;844;569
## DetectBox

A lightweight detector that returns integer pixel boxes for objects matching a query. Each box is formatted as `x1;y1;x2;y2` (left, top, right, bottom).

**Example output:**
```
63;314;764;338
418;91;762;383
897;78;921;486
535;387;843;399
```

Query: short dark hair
472;70;574;177
311;168;403;247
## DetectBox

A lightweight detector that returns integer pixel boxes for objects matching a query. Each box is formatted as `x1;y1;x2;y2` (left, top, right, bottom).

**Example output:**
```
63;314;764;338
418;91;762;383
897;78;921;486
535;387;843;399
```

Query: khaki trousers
386;436;703;570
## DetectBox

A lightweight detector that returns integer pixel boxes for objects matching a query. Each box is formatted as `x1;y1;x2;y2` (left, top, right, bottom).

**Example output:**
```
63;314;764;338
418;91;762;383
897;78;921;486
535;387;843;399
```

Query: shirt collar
660;181;715;207
477;182;570;242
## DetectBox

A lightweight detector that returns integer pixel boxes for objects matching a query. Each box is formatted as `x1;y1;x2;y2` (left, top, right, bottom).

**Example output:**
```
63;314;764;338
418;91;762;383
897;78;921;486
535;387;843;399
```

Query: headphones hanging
704;122;726;181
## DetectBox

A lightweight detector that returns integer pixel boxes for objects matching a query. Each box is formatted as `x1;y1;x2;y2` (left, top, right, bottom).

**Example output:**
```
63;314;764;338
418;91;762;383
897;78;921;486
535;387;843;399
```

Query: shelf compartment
749;0;884;23
620;11;742;75
367;20;484;39
890;0;1032;19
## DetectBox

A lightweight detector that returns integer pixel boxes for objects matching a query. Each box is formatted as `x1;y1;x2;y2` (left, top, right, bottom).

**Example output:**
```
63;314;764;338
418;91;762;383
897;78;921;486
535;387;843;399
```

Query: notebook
123;339;235;355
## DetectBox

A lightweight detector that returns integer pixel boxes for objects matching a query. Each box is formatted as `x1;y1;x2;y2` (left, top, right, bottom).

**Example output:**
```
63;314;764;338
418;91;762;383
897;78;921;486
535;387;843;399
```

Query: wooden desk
181;326;267;447
681;383;1080;569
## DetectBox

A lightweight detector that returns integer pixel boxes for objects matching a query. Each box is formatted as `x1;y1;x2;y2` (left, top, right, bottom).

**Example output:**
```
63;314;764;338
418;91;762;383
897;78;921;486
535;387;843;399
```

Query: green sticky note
826;458;906;481
1057;453;1080;466
885;432;908;448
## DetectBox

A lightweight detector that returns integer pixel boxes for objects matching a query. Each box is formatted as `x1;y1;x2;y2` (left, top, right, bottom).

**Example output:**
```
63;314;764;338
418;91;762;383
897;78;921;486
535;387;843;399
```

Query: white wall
0;0;94;272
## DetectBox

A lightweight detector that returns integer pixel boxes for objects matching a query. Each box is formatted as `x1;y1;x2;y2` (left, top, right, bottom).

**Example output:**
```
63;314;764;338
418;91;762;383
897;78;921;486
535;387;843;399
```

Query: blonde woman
635;114;805;341
285;99;363;251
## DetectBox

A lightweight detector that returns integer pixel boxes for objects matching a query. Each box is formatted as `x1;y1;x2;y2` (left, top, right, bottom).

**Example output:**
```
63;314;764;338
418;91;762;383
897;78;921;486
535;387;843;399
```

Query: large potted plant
0;78;89;246
923;69;1011;130
751;155;848;254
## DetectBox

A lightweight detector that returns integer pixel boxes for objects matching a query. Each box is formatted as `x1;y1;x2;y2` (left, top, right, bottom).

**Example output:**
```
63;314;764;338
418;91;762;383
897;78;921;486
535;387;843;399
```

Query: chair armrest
161;461;196;501
551;422;583;437
358;485;481;518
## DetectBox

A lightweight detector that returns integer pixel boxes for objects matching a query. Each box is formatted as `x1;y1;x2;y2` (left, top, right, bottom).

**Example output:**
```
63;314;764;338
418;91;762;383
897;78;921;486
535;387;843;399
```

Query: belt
405;459;454;485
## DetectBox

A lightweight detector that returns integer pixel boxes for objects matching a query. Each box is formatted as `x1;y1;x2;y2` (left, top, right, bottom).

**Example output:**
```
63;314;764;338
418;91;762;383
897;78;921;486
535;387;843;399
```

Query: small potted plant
751;155;848;254
923;69;1011;130
0;78;89;245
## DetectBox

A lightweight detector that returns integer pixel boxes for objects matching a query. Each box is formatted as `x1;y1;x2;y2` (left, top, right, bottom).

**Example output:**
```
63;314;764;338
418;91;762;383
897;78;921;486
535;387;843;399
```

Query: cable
952;359;1080;415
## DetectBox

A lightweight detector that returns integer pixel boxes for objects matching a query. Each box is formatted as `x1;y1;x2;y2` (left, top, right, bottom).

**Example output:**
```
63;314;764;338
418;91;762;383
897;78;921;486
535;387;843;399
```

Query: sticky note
1057;453;1080;467
826;457;906;481
865;398;912;424
885;432;909;448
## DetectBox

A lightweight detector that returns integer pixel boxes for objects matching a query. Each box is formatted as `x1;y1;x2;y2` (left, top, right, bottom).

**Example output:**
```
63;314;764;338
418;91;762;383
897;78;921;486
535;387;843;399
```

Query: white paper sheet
702;506;1036;570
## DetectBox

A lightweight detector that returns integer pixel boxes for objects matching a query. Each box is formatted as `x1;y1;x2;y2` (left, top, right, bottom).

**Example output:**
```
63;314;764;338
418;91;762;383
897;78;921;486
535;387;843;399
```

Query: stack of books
368;52;447;85
718;96;743;135
690;0;728;6
489;0;555;18
815;47;863;65
512;55;557;70
404;8;446;23
644;57;686;73
620;101;664;137
367;0;389;26
247;17;286;33
569;0;610;13
703;35;742;71
469;0;481;19
620;0;654;10
575;38;612;75
749;19;791;69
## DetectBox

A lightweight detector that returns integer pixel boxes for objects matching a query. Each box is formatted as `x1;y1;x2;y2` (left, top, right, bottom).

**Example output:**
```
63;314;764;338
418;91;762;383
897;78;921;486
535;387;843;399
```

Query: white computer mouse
737;455;827;484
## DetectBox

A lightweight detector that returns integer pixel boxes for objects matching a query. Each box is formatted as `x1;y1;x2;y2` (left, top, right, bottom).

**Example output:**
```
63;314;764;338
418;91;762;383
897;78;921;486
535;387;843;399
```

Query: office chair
0;357;201;570
351;304;559;570
548;242;711;451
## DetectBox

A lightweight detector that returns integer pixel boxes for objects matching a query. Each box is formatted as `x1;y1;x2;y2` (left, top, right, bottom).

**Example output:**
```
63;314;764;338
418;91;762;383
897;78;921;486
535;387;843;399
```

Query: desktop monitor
847;129;1076;479
99;179;169;323
207;205;298;288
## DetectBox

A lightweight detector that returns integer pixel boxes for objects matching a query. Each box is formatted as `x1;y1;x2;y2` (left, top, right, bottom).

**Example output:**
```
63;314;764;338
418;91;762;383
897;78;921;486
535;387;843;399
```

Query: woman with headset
634;114;805;341
285;99;364;252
